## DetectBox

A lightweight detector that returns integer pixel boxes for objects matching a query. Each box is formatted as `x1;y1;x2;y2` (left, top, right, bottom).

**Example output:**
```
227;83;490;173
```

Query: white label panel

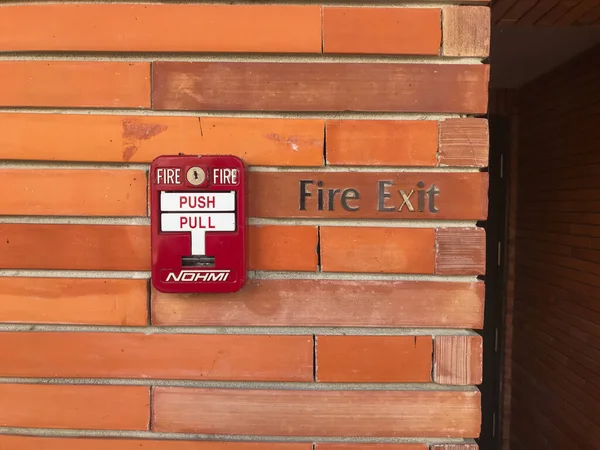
161;191;235;212
161;213;236;232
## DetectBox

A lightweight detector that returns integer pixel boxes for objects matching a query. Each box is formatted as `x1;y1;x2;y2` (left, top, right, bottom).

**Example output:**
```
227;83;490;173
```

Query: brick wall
510;44;600;449
0;3;490;450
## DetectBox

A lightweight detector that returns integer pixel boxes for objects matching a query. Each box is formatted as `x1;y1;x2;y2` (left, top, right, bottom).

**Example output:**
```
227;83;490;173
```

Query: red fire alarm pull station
150;155;247;294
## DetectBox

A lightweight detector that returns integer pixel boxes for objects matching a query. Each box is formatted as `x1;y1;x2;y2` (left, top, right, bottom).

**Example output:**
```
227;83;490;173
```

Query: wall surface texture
510;44;600;449
0;3;490;450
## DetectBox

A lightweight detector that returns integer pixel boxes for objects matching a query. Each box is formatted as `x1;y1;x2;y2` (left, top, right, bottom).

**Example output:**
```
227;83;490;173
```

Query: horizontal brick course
316;336;432;382
321;227;485;274
0;278;147;326
152;387;482;437
0;169;147;216
323;8;441;55
0;170;487;219
249;172;489;220
0;384;149;430
0;4;321;53
0;61;150;108
0;116;490;168
0;225;484;274
0;224;317;272
0;333;313;381
152;62;489;113
0;114;324;166
152;279;485;328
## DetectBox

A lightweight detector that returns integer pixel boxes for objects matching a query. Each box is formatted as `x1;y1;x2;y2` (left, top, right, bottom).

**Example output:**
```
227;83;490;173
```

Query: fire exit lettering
299;179;440;213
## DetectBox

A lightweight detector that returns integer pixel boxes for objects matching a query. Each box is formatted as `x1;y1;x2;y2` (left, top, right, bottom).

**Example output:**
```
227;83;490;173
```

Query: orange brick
0;436;312;450
443;6;491;57
153;388;481;437
152;62;489;114
0;4;321;53
434;335;483;385
320;227;435;273
0;224;150;271
439;119;489;167
0;114;323;166
326;120;438;166
436;228;486;275
7;437;312;450
153;279;484;328
249;226;318;272
316;336;432;382
0;169;146;216
249;172;489;220
324;8;441;55
152;280;485;328
0;333;312;381
431;446;478;450
316;445;427;450
0;61;149;108
0;278;147;326
0;384;149;430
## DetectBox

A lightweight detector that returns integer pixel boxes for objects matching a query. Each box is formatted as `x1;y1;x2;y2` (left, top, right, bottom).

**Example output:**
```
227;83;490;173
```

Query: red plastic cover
150;154;246;294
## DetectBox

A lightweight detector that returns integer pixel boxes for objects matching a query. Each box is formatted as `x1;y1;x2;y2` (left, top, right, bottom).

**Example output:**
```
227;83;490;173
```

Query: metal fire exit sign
150;155;247;294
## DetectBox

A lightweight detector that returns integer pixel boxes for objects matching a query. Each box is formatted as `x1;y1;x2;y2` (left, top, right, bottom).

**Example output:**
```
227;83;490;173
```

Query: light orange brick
0;278;147;326
0;61;150;108
436;228;486;275
326;120;438;166
320;227;435;273
324;8;441;55
0;4;321;53
0;114;324;166
443;6;491;57
0;169;147;216
434;335;483;385
439;118;489;167
316;336;432;382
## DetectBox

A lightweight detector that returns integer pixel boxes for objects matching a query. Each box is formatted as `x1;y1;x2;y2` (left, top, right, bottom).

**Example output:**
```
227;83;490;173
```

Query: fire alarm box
150;154;247;294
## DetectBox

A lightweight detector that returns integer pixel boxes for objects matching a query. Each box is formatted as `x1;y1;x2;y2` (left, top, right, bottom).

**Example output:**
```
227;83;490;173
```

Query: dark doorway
487;7;600;448
480;114;510;450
